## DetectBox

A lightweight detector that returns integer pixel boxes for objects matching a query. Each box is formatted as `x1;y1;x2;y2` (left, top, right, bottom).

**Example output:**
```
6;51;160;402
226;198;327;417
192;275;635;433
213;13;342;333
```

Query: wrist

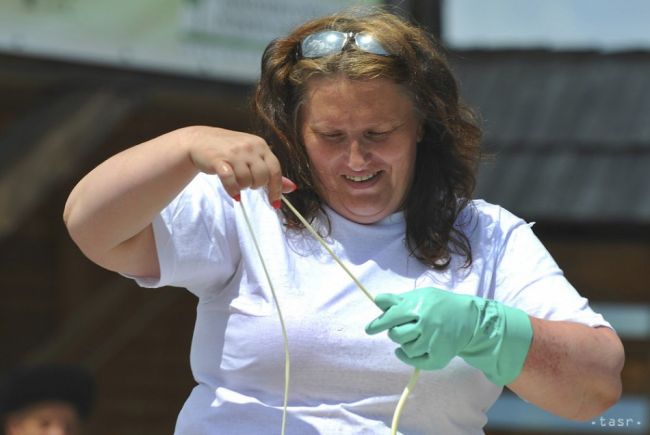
461;300;533;386
162;127;211;183
496;304;533;384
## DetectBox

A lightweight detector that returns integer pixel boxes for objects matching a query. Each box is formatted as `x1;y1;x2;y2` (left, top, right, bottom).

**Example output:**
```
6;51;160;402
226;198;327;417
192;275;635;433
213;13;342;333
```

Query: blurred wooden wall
0;53;647;435
0;52;252;434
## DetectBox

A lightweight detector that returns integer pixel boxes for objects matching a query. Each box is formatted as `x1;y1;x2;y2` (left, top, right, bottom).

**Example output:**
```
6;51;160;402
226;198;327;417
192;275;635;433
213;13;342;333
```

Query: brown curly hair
252;8;482;269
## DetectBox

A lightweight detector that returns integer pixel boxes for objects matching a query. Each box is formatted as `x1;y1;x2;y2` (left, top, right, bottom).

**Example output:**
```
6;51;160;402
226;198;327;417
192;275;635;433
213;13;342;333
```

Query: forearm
508;318;625;420
63;127;199;265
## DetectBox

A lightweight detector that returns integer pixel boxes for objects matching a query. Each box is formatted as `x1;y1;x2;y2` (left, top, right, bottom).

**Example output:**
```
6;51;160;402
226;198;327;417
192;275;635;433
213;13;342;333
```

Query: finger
365;309;418;335
263;153;283;206
396;348;453;371
387;324;420;345
373;293;402;311
230;160;254;190
281;176;297;194
399;335;429;359
394;348;423;369
395;348;432;370
247;159;271;190
214;161;240;199
400;323;449;360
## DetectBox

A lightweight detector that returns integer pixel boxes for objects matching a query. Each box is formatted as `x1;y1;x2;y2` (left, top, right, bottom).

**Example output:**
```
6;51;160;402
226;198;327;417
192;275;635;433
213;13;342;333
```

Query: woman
63;9;624;434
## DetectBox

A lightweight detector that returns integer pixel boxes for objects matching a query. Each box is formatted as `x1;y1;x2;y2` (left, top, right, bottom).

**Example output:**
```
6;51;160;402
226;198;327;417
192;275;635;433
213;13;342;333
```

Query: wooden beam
0;88;140;239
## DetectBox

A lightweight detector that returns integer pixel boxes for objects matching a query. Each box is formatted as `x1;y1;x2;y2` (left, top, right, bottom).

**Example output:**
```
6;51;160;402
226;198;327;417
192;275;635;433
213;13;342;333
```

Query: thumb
365;293;405;335
373;293;402;312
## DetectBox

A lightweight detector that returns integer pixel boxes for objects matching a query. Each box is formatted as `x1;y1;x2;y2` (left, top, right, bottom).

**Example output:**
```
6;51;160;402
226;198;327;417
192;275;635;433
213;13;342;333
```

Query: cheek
389;143;417;186
304;141;336;175
303;147;330;192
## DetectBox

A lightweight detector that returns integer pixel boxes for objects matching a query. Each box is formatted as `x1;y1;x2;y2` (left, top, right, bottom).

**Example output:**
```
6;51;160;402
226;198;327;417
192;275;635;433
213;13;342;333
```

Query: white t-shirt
132;173;610;435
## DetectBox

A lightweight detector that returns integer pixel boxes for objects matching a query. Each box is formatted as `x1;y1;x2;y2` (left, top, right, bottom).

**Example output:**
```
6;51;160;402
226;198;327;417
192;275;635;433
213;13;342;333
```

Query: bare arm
508;318;625;421
63;126;290;277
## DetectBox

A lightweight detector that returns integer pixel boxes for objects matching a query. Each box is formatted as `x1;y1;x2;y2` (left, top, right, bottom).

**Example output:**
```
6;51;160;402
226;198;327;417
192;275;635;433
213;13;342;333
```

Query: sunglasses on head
297;30;391;59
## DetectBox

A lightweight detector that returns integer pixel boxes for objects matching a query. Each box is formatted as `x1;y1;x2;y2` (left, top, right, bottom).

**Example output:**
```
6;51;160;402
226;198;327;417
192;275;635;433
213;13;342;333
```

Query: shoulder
457;199;526;233
455;199;531;252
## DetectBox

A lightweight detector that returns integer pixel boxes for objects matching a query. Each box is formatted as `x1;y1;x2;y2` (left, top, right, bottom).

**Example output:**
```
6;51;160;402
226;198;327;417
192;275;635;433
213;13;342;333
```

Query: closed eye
365;130;391;141
317;131;345;142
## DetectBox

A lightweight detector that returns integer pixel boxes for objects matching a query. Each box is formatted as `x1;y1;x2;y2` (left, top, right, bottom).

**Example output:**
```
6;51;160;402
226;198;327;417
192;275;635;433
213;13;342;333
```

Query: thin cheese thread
280;195;419;435
239;195;420;435
239;200;290;435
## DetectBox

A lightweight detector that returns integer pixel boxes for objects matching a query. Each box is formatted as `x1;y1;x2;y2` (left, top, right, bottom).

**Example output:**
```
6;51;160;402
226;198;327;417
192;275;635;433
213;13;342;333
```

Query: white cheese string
280;195;419;435
239;200;290;435
239;194;420;435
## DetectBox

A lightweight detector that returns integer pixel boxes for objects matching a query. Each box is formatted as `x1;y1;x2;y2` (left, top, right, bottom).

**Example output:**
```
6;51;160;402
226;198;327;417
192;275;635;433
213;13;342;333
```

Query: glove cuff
461;301;533;386
496;304;533;385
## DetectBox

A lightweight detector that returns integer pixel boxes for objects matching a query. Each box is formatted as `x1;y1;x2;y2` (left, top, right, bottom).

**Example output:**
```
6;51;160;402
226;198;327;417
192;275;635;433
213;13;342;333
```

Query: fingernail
233;194;241;202
282;176;298;193
272;199;281;209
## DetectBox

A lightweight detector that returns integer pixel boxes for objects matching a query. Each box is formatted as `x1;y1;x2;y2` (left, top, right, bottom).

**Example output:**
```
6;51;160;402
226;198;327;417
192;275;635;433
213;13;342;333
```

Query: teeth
345;172;378;182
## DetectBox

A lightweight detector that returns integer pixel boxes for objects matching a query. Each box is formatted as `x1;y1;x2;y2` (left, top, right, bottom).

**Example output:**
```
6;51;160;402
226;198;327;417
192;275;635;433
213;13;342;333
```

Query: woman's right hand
64;125;296;277
184;126;296;207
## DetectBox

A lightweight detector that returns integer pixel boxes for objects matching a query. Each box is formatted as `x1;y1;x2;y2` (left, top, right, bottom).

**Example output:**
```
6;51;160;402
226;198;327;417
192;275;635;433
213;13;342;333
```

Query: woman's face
301;76;423;224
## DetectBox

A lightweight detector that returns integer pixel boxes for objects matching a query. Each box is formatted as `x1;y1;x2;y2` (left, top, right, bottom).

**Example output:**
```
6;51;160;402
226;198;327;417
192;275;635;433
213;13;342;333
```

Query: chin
324;191;397;223
340;206;391;224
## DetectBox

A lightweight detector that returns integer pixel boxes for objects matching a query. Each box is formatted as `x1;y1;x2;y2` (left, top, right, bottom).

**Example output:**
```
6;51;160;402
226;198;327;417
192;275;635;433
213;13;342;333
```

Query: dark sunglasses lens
301;31;347;58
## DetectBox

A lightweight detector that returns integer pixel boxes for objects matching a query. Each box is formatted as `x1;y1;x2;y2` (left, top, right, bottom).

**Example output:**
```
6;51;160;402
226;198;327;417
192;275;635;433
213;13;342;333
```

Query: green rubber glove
365;287;533;386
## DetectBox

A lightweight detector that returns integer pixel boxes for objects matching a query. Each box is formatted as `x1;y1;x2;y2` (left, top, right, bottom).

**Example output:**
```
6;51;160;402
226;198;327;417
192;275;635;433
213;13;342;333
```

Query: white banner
0;0;380;83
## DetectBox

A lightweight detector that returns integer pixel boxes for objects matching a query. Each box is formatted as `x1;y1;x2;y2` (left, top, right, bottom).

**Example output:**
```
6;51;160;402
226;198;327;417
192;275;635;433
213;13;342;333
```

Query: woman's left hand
365;287;533;385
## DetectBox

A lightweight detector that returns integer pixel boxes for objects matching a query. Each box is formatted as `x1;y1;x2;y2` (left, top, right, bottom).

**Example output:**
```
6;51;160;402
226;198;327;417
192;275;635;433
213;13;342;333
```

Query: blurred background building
0;0;647;434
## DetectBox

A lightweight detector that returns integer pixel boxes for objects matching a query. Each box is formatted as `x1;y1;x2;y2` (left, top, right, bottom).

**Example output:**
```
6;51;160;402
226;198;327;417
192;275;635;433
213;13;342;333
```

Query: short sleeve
128;173;241;298
490;207;610;328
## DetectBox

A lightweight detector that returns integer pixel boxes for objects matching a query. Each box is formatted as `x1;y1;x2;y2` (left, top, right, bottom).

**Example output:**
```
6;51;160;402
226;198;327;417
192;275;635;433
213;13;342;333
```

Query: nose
44;421;75;435
45;426;66;435
347;139;370;170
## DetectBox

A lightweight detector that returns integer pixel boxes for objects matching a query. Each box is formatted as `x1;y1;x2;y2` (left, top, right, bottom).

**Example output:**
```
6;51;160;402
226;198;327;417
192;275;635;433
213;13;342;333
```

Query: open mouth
343;171;380;182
